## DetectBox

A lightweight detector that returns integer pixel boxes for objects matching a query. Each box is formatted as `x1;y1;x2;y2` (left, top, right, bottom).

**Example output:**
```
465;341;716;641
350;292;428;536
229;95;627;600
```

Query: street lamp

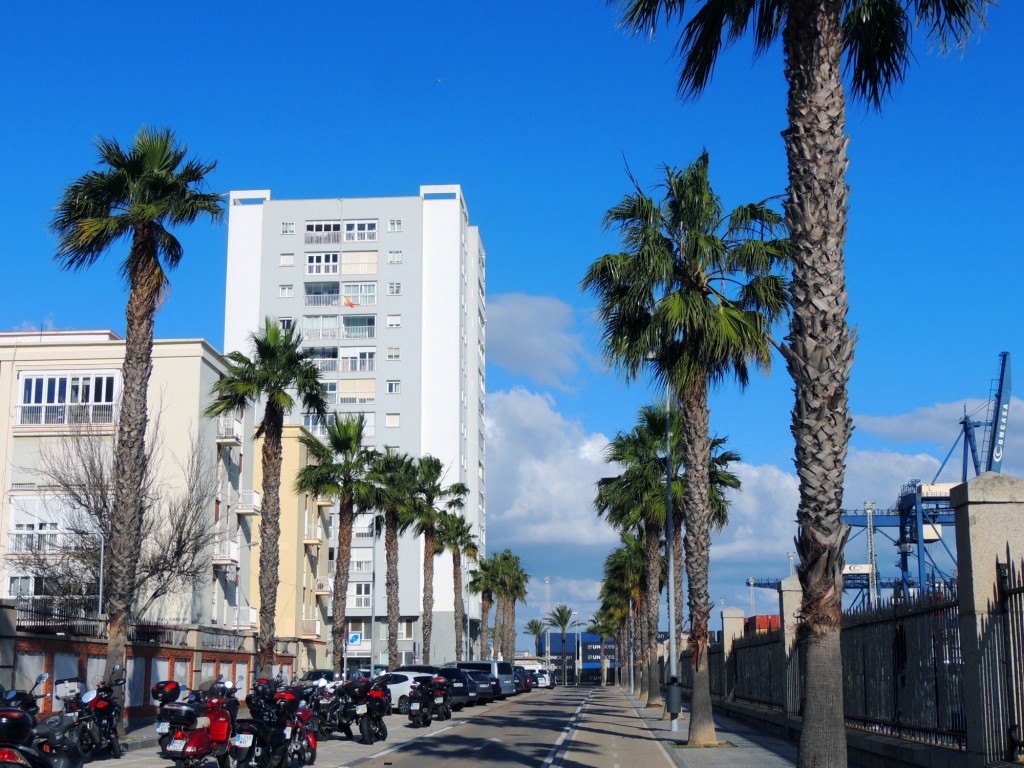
69;528;104;616
571;610;579;686
663;381;680;732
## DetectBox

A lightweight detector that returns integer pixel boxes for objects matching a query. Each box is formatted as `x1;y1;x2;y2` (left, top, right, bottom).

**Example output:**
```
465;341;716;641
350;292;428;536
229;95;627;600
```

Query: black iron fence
15;597;105;637
733;628;785;710
841;590;964;749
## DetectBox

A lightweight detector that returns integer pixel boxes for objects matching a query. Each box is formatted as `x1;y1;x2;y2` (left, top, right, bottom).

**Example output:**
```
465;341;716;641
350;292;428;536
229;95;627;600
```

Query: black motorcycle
228;677;316;768
406;675;450;729
0;672;85;768
341;677;387;746
72;666;125;761
309;680;352;741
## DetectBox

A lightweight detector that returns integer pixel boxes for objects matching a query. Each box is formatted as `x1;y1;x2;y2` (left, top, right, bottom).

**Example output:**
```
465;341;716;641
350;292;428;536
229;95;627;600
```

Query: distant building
223;185;487;665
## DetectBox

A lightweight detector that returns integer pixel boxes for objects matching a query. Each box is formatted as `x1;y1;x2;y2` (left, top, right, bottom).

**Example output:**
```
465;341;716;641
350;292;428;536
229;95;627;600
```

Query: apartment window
305;220;342;244
279;284;294;298
387;282;402;296
385;413;400;428
386;315;401;328
353;559;372;574
342;283;377;306
398;620;414;640
362;412;376;438
341;315;375;339
279;318;294;331
306;253;339;275
338;379;375;404
18;371;118;426
303;314;339;341
386;347;400;361
303;413;336;436
339;348;375;373
386;380;401;394
344;220;378;242
351;582;371;609
388;219;403;232
282;222;295;235
348;619;370;636
341;251;378;276
279;253;294;267
322;382;337;405
387;250;403;264
8;577;30;597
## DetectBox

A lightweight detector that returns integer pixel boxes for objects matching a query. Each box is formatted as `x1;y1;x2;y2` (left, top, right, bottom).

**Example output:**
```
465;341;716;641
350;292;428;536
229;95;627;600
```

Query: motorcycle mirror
4;690;15;700
317;678;328;688
112;665;122;673
35;672;50;685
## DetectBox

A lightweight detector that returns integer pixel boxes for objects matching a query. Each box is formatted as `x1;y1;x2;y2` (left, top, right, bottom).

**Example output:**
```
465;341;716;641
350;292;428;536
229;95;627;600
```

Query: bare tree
10;416;219;620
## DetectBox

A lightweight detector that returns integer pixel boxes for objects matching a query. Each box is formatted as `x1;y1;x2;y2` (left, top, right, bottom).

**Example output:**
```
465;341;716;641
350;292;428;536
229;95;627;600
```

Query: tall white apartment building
224;185;486;665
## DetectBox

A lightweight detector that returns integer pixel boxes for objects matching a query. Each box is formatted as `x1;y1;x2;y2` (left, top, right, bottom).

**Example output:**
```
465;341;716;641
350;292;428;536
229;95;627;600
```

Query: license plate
155;722;170;734
356;704;367;715
410;702;420;711
168;739;186;752
283;727;291;740
234;734;253;748
434;696;443;704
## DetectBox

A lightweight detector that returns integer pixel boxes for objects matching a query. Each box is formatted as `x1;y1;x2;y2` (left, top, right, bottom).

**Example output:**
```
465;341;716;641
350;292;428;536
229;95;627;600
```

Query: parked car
513;667;531;693
465;670;499;703
298;668;340;684
394;664;440;675
374;672;416;714
533;669;553;689
436;667;479;709
454;661;515;697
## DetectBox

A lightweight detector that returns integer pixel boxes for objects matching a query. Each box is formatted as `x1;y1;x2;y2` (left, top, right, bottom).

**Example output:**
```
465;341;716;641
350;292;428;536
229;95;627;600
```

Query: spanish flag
343;297;360;308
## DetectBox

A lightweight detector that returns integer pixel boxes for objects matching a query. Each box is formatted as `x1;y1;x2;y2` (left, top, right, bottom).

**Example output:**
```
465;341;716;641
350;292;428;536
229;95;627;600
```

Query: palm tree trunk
493;597;503;659
480;596;491;660
505;602;516;662
385;508;401;669
633;597;646;697
331;499;356;670
421;529;436;664
682;383;716;745
782;2;853;766
643;519;663;708
452;551;466;661
257;411;284;674
673;514;684;668
104;249;159;682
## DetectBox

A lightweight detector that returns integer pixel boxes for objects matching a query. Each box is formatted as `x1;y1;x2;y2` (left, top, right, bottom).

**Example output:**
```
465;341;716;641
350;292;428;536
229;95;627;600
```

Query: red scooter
152;677;238;768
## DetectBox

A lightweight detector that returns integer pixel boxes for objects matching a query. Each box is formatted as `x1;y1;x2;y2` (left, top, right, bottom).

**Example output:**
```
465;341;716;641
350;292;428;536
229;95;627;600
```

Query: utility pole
544;576;551;670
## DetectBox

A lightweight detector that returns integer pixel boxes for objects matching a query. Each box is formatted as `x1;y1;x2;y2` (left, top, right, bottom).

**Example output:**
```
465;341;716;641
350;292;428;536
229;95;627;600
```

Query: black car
466;670;499;703
436;667;479;709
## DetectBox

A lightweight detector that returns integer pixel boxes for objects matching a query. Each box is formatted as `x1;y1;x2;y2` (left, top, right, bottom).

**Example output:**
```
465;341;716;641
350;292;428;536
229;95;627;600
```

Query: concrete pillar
777;575;802;716
953;472;1024;767
720;607;745;700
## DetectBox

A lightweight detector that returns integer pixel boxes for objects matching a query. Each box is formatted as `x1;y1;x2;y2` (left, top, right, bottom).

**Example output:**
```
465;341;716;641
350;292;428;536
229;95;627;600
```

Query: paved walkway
565;686;800;768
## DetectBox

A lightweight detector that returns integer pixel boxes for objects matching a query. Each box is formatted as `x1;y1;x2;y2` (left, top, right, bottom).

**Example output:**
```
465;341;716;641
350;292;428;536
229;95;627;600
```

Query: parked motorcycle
0;672;85;768
407;675;451;729
342;677;387;745
152;676;238;768
228;677;317;768
309;679;352;741
75;666;125;761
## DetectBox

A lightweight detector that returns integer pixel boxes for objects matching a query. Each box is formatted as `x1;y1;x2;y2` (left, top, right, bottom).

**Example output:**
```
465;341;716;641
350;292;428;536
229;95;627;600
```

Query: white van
455;661;516;696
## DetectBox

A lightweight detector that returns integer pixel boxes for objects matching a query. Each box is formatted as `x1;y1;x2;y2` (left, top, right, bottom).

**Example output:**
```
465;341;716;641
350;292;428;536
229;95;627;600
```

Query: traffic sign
348;631;362;645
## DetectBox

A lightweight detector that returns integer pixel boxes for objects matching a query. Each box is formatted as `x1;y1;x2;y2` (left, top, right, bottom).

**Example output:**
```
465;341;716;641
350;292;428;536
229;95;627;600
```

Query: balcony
340;324;376;340
338;358;375;373
233;606;258;630
315;577;332;596
301;619;321;638
303;328;339;342
7;532;60;554
216;416;242;445
305;231;342;245
304;294;341;307
316;496;334;508
304;525;323;546
354;527;374;540
16;403;115;427
237;491;261;517
212;540;239;567
312;358;339;373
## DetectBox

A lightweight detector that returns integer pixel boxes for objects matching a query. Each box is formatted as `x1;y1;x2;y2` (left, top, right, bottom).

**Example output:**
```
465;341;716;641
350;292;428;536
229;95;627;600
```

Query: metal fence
733;628;786;710
841;590;964;749
15;597;105;638
999;558;1024;759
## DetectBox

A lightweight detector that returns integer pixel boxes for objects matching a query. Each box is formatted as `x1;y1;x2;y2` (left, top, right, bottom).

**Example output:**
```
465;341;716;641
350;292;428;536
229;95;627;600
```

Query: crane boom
985;352;1012;473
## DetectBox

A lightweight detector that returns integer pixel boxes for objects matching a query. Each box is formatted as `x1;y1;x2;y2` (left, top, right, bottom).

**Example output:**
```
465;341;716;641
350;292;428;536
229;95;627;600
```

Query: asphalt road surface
114;686;592;768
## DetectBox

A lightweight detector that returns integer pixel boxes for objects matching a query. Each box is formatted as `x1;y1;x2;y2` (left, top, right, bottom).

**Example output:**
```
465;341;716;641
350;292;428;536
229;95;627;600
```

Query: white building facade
224;185;486;666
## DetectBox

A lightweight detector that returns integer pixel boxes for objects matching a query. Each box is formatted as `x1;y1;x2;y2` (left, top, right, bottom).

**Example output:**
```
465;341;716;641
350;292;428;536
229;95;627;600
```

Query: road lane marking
541;692;592;767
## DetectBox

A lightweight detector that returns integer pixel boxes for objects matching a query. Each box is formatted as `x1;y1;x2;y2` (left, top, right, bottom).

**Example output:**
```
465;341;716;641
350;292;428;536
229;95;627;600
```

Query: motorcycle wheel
397;696;410;714
158;734;170;758
109;732;123;759
374;716;388;742
360;715;375;745
304;744;317;765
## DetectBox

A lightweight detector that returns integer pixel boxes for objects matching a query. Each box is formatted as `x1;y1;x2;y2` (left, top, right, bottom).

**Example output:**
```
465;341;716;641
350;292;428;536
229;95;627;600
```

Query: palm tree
524;619;546;657
365;448;418;670
610;3;990;763
492;550;529;661
545;604;583;686
468;556;497;659
584;154;788;742
587;611;619;685
410;456;469;664
437;512;479;661
602;533;646;692
206;318;327;672
294;413;377;670
51;127;222;678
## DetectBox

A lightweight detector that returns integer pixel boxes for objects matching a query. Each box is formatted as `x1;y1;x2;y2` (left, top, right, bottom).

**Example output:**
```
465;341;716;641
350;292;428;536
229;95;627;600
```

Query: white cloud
12;314;55;332
487;293;591;390
486;387;617;547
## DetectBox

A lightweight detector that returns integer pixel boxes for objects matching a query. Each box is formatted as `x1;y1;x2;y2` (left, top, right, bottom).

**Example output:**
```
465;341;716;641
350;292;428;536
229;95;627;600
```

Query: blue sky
2;1;1023;645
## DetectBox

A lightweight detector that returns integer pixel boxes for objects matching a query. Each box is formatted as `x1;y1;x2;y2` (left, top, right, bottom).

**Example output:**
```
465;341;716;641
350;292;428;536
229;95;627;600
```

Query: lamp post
69;528;104;616
571;610;579;686
663;381;680;732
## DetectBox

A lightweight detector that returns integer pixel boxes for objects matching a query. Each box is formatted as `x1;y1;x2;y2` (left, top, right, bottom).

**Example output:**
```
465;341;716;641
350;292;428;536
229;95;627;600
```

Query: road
115;686;593;768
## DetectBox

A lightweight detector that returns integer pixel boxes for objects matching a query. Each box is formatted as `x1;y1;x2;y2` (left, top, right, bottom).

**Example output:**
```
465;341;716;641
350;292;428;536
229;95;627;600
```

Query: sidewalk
569;686;800;768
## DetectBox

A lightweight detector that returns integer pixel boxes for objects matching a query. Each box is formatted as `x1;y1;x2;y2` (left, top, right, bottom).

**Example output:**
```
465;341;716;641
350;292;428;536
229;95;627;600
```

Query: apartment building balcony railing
354;528;374;540
233;606;258;630
212;540;239;567
301;619;321;638
216;416;243;445
15;403;115;427
15;597;105;638
315;577;332;595
7;532;60;554
303;326;377;342
237;490;261;517
200;626;246;651
303;328;339;341
312;358;338;373
305;231;342;245
339;358;375;373
350;567;373;579
327;560;337;576
304;525;323;545
304;294;341;307
337;394;375;406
